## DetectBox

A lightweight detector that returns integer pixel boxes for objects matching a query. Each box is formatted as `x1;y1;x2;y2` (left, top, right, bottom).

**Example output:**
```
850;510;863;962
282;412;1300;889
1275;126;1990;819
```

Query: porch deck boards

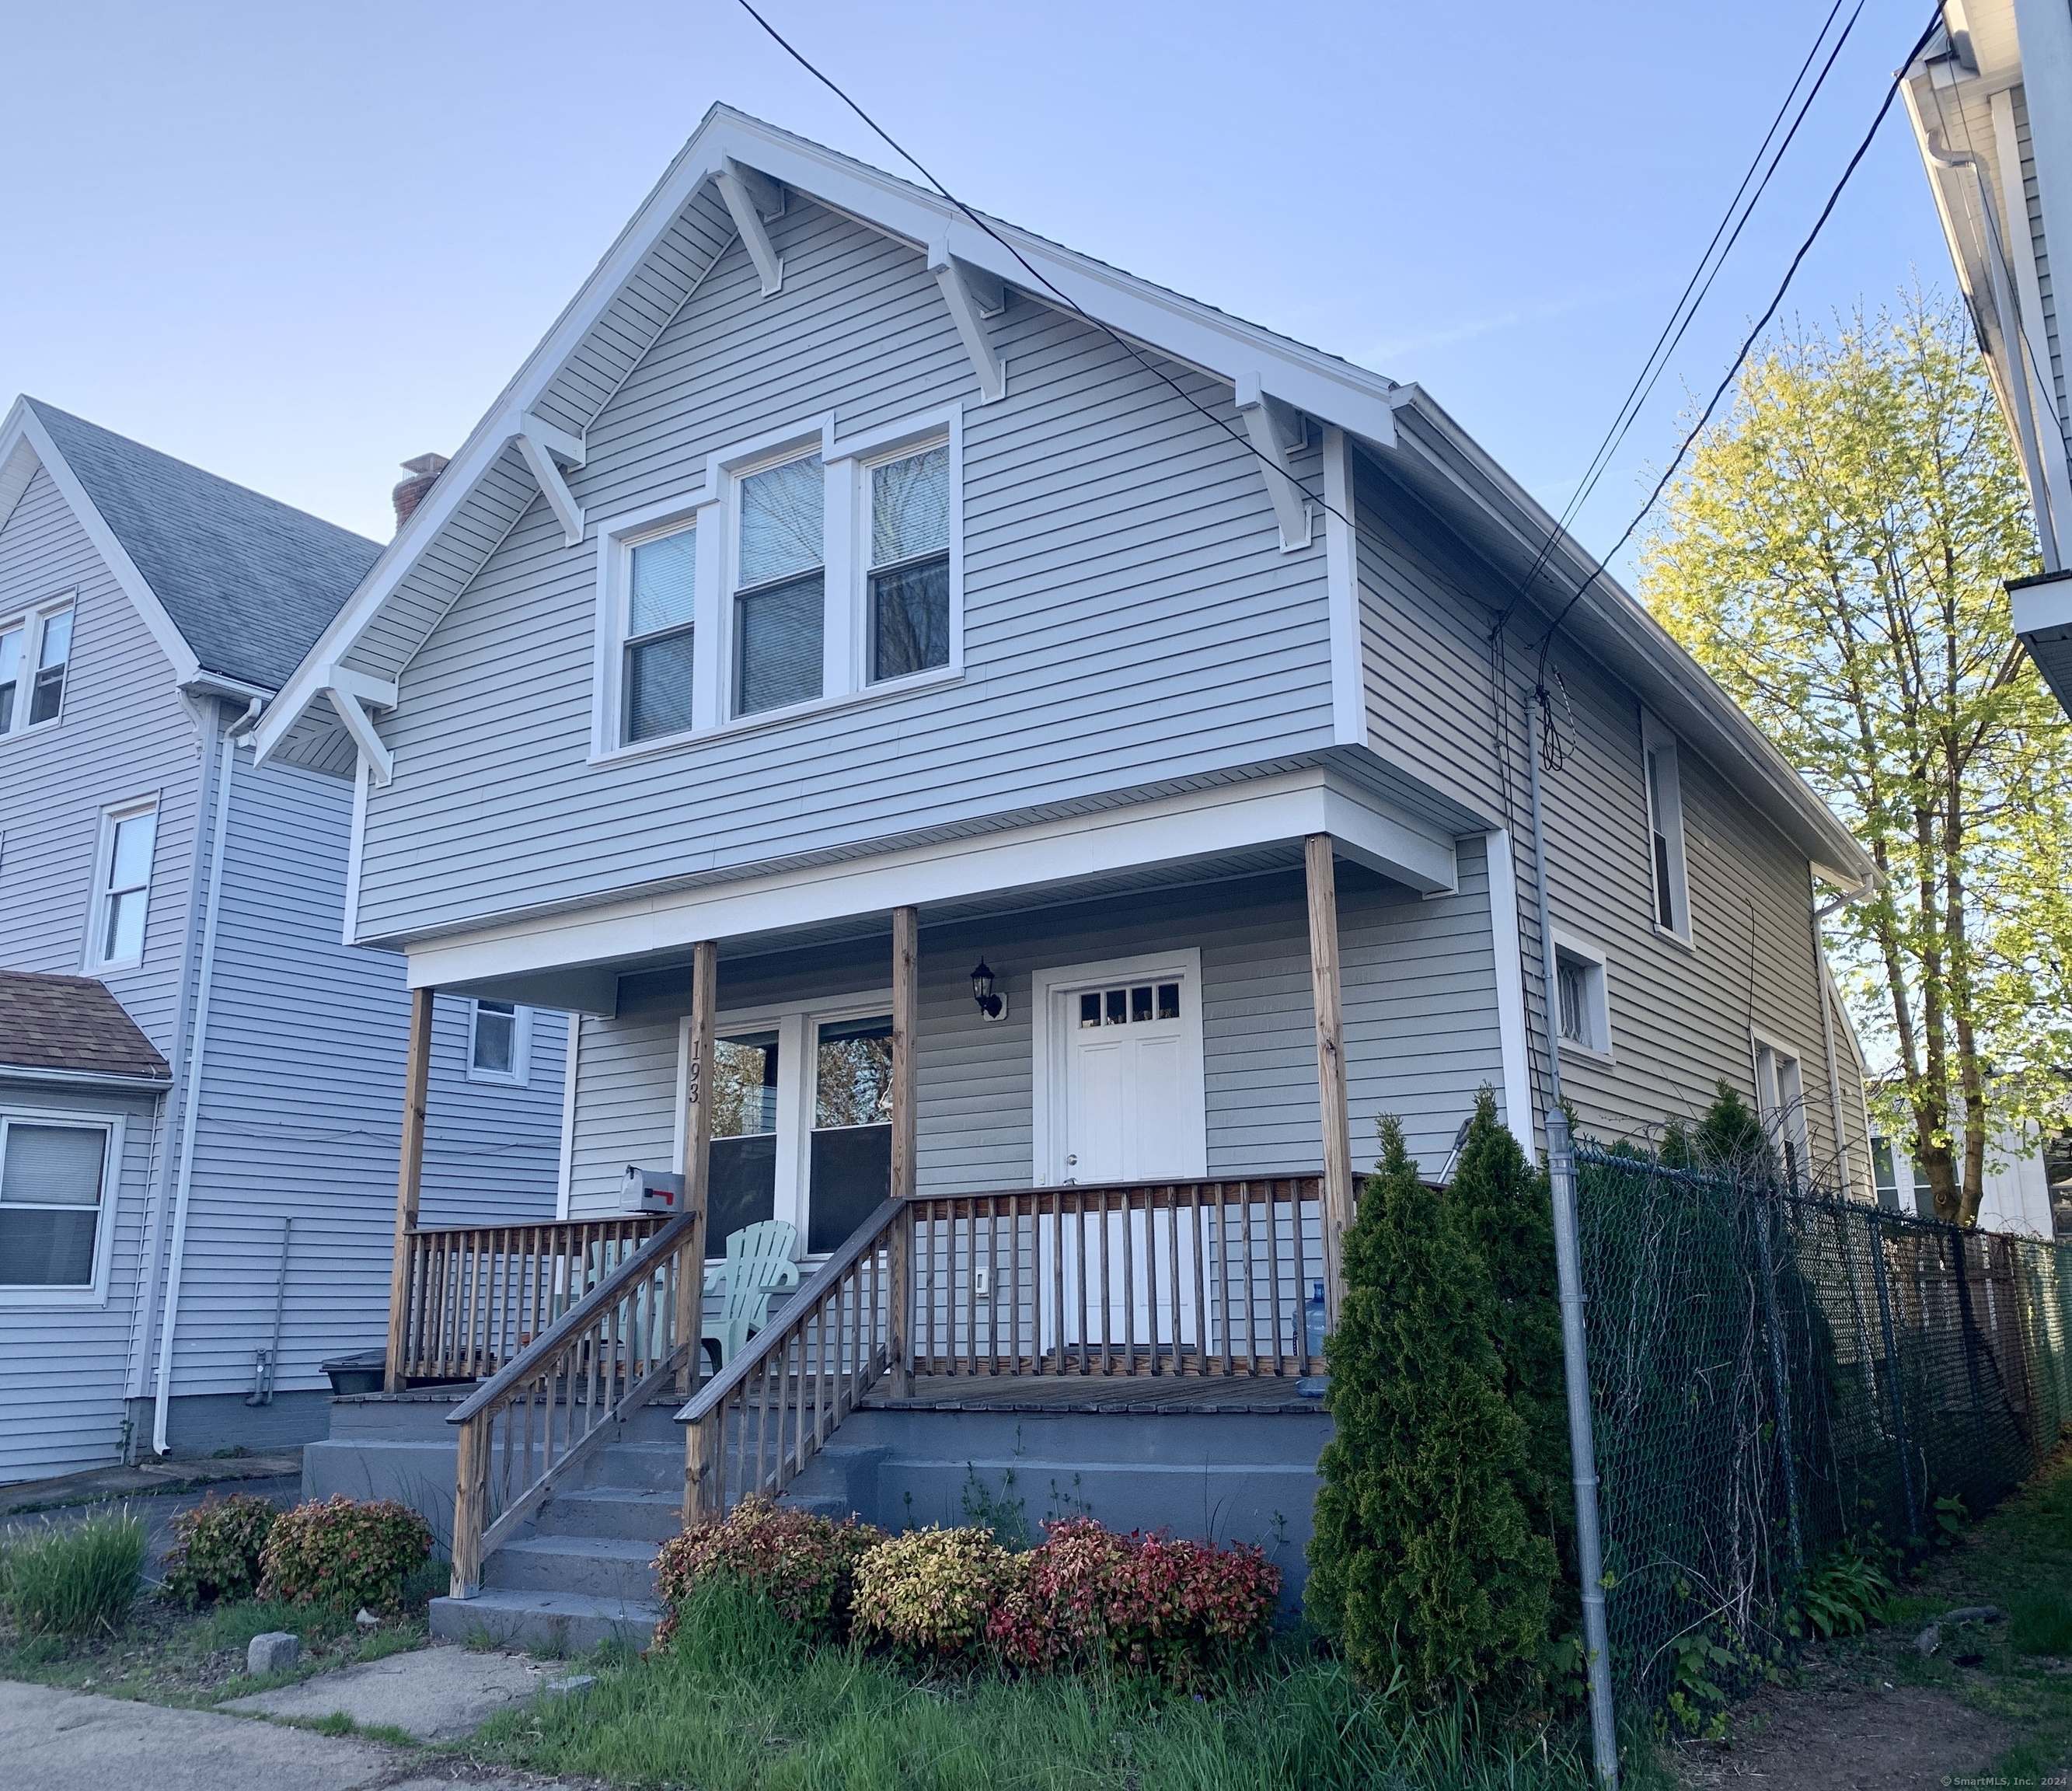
860;1372;1324;1416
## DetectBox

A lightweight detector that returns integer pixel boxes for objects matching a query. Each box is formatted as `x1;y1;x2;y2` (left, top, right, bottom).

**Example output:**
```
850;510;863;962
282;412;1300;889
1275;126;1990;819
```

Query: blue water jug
1304;1280;1327;1363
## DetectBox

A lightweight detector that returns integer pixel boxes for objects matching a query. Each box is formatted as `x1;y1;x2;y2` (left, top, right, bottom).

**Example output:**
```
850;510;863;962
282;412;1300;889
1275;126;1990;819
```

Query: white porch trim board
403;770;1459;1005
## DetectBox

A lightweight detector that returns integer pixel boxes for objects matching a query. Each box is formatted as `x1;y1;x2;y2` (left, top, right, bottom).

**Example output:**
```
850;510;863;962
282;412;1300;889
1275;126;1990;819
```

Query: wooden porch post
888;906;918;1396
385;986;434;1391
676;940;718;1399
1305;835;1355;1327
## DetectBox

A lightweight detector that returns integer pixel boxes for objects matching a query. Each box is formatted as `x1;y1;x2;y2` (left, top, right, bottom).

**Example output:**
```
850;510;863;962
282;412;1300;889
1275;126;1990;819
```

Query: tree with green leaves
1308;1099;1562;1696
1641;289;2072;1223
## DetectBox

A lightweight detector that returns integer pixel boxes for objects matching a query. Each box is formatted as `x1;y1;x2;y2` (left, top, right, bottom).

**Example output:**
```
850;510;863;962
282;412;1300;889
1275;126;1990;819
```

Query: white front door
1038;952;1207;1185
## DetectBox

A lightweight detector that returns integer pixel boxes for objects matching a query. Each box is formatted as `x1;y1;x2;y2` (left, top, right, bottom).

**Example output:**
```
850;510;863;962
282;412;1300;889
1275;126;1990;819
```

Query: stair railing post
386;986;434;1391
678;941;719;1501
451;1409;487;1599
889;905;919;1397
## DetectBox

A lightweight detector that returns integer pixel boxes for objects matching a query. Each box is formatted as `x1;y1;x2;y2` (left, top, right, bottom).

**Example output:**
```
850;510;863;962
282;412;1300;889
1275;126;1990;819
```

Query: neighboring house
1903;1;2072;711
246;105;1880;1643
0;399;569;1483
1872;1127;2064;1236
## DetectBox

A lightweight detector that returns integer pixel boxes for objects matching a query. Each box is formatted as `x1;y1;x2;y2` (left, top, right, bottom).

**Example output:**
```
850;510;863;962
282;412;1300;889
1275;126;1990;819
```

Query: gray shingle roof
28;399;382;692
0;969;170;1082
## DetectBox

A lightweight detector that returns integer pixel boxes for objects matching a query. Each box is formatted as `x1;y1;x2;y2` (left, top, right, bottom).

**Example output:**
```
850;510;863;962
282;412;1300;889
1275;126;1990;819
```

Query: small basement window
1552;940;1610;1056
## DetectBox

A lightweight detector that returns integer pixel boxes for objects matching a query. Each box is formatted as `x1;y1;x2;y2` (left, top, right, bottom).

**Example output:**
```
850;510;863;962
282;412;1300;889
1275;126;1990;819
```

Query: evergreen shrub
259;1495;431;1613
652;1497;884;1649
162;1492;277;1608
1306;1091;1564;1698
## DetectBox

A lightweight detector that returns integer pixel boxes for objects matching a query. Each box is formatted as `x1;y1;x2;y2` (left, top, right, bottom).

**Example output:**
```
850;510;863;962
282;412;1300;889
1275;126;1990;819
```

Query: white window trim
1549;928;1613;1063
1029;948;1207;1186
588;407;965;764
1640;708;1694;944
0;593;78;740
1752;1032;1812;1186
466;998;533;1086
675;986;895;1258
84;797;159;973
0;1108;125;1307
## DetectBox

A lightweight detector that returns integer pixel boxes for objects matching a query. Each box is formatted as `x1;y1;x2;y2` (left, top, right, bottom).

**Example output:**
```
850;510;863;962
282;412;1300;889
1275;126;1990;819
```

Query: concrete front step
486;1534;661;1601
430;1587;660;1653
541;1484;684;1543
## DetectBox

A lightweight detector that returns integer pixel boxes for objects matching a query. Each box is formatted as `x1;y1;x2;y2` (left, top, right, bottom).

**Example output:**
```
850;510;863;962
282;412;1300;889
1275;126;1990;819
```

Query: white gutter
151;714;242;1457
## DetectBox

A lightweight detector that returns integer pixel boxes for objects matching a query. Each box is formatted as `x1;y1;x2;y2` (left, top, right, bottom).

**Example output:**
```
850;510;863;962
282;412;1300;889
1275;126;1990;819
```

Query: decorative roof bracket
1235;372;1312;551
716;158;787;296
930;242;1007;403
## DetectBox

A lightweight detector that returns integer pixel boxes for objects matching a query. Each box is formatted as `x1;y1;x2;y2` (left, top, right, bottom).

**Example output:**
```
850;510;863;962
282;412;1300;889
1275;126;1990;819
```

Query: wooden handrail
446;1208;703;1597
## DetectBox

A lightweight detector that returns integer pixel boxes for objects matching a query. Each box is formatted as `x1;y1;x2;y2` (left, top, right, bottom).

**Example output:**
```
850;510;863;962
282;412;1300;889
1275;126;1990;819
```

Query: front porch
322;822;1507;1643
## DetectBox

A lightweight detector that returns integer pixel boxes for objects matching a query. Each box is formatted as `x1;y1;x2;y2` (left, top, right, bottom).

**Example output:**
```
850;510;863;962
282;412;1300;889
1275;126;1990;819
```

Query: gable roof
249;103;1875;889
0;969;172;1086
0;399;382;695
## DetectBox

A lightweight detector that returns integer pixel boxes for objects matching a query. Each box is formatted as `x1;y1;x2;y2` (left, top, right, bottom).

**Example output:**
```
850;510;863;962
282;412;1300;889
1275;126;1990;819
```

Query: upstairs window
468;999;532;1084
735;454;825;717
624;525;699;744
1641;711;1691;939
91;802;157;969
0;600;75;737
868;444;951;681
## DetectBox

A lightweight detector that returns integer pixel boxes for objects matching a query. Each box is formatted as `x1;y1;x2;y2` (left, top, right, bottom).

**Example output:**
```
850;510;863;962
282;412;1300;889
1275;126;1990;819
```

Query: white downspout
152;716;241;1457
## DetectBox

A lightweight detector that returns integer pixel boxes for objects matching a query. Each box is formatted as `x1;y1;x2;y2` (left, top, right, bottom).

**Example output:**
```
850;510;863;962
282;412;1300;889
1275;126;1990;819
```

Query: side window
1754;1041;1810;1189
0;1117;112;1293
1641;711;1691;939
734;453;825;717
0;600;75;737
90;802;158;970
623;525;699;744
468;999;532;1085
1551;937;1610;1056
867;443;951;682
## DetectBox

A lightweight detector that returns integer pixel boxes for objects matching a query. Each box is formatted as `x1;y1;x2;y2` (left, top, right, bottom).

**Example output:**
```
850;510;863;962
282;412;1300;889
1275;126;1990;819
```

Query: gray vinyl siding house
0;400;568;1483
256;107;1876;1294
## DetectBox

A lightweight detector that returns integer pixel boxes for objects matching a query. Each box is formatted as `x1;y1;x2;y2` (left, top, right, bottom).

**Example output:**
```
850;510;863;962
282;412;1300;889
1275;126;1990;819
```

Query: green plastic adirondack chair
700;1220;801;1372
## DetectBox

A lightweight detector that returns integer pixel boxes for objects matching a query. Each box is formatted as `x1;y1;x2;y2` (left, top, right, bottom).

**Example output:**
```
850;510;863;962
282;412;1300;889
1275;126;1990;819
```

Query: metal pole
1545;1109;1616;1788
1526;696;1564;1118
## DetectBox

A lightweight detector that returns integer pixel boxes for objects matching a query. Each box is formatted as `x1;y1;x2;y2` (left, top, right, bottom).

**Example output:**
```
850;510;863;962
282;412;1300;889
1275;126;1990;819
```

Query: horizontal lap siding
170;756;565;1398
0;1080;162;1482
355;199;1336;941
0;470;200;1052
560;868;1509;1221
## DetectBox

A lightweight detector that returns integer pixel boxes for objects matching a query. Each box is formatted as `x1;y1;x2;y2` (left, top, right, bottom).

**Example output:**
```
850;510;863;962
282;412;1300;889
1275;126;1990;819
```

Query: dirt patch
1673;1679;2015;1790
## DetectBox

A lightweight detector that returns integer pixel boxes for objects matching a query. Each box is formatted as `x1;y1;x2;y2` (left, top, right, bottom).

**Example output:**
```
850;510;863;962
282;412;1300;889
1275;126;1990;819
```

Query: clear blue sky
2;0;1950;567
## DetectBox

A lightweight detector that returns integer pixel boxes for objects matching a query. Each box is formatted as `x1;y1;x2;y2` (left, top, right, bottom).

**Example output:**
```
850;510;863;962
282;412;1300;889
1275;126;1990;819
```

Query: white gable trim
0;400;204;687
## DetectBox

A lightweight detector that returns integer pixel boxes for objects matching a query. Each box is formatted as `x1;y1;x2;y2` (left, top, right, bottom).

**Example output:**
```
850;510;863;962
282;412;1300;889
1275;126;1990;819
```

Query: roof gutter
0;1064;172;1093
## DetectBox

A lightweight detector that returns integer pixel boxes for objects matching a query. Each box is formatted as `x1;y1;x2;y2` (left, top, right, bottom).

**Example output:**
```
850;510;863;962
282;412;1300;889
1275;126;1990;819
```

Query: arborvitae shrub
162;1492;277;1608
1696;1079;1766;1170
1307;1105;1561;1697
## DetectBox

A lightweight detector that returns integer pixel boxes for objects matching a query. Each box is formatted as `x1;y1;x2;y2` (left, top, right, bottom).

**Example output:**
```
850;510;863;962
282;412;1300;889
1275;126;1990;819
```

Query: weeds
0;1507;145;1636
2009;1587;2072;1657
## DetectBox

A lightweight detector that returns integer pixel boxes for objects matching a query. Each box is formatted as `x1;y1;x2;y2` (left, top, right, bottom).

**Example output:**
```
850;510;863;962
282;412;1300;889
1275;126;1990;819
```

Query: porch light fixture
971;959;1006;1021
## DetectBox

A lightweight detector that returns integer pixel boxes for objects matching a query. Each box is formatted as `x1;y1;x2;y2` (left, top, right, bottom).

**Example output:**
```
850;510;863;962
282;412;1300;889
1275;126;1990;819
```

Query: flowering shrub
652;1498;884;1649
989;1518;1280;1682
851;1525;1017;1660
258;1496;431;1613
162;1492;277;1608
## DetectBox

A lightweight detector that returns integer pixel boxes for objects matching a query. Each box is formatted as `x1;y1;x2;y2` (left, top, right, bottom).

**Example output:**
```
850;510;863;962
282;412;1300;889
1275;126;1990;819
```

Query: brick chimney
391;453;449;532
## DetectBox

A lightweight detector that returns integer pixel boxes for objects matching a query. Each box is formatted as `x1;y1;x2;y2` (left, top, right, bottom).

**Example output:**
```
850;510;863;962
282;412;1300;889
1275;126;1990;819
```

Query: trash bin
320;1348;389;1395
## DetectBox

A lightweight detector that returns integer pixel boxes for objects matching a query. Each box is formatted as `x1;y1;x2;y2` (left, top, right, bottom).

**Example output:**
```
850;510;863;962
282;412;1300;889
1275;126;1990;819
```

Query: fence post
1752;1190;1805;1572
1545;1111;1618;1789
1865;1210;1919;1538
1950;1231;1994;1491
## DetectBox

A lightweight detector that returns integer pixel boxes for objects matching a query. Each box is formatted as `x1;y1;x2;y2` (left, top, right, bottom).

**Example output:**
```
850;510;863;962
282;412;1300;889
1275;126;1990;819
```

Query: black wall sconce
970;958;1007;1021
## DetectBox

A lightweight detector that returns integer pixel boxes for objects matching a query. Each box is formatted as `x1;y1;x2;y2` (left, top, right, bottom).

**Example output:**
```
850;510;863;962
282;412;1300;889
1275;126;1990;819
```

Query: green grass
0;1506;145;1636
467;1581;1598;1791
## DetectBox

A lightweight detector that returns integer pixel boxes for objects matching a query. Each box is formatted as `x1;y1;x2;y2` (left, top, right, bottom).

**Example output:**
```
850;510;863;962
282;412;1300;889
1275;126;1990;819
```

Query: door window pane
1156;983;1180;1020
739;456;824;588
735;572;824;714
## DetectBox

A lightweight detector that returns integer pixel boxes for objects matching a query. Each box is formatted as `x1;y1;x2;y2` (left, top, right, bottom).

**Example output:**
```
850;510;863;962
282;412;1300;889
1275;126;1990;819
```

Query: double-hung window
91;803;158;969
623;526;699;744
734;453;826;717
1753;1039;1810;1188
0;600;75;736
868;444;951;681
1640;710;1691;939
0;1116;113;1294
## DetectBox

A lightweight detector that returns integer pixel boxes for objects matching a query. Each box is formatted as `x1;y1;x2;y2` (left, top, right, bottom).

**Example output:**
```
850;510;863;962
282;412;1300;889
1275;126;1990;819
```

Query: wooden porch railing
392;1216;670;1384
445;1209;702;1597
676;1176;1326;1520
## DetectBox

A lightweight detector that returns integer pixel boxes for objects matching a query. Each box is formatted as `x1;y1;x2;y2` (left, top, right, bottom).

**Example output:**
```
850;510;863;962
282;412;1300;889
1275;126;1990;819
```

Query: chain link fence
1575;1143;2072;1706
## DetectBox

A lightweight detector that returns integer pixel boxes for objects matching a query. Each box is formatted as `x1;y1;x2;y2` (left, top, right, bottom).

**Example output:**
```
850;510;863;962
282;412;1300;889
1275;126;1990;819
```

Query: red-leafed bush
653;1498;884;1649
258;1496;431;1613
988;1518;1280;1682
162;1492;277;1608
